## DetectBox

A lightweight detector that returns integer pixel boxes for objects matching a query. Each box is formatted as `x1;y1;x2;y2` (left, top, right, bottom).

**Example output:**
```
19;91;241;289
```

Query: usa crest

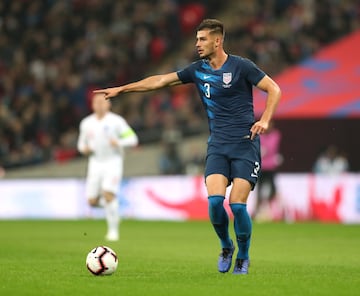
223;72;232;85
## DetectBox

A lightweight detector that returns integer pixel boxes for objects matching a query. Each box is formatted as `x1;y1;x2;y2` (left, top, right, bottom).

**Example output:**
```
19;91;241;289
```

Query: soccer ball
86;246;118;276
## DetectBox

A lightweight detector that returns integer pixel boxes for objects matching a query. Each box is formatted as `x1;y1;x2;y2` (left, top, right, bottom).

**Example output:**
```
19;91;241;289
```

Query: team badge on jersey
222;72;232;88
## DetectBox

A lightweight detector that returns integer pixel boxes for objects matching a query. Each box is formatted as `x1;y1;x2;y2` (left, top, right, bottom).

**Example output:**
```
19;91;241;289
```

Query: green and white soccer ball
86;246;118;276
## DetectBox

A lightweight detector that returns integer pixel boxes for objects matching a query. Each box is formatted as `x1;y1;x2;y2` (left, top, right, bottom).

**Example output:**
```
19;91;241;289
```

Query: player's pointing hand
93;87;121;100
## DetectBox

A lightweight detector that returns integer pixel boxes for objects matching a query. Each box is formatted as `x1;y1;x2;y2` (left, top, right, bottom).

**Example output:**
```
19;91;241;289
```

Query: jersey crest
222;72;232;88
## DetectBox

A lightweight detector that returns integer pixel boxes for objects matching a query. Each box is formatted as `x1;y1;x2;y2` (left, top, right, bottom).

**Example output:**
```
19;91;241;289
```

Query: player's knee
206;174;228;196
208;195;224;207
208;195;225;223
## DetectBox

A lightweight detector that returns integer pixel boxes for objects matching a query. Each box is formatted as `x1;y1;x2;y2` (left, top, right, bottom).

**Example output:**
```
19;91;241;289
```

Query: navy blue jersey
177;55;265;143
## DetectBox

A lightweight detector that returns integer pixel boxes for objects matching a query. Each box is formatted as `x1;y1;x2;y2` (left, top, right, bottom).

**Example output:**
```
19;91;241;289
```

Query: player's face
196;29;218;59
92;93;111;116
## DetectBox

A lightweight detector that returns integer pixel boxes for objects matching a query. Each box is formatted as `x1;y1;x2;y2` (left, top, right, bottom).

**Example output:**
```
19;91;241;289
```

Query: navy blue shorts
204;137;261;190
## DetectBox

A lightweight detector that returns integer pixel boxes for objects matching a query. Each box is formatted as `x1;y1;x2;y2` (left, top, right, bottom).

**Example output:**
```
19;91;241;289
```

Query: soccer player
94;19;281;273
77;93;138;241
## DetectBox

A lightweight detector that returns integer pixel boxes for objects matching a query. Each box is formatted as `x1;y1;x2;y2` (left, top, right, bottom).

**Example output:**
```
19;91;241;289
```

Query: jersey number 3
204;83;211;98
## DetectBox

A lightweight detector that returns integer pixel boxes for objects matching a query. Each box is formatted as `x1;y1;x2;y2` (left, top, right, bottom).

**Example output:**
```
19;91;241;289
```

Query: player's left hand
94;87;121;100
250;120;269;140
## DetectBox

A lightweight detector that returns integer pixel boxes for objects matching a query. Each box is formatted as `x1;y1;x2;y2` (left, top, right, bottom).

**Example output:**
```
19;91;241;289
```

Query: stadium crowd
0;0;359;169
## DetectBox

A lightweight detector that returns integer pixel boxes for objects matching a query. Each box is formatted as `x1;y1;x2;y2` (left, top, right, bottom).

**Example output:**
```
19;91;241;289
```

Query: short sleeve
177;61;199;84
242;58;266;86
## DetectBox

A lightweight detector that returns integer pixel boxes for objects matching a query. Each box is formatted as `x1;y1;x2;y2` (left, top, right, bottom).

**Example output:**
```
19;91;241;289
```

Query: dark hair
197;19;224;36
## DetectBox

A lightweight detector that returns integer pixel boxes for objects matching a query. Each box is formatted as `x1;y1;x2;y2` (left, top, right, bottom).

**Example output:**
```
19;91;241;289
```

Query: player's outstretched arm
94;72;182;100
250;75;281;139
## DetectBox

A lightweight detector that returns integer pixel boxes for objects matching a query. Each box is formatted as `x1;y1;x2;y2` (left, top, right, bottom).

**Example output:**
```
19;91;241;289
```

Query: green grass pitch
0;220;359;296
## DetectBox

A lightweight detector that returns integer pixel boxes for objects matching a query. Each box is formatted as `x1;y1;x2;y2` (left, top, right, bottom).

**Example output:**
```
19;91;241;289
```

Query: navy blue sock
208;195;232;249
230;203;252;259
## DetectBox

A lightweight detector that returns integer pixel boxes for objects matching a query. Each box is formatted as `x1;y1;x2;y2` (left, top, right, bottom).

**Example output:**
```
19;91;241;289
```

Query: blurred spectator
184;144;205;175
158;111;184;175
254;120;282;221
313;145;349;175
0;166;5;178
159;142;184;175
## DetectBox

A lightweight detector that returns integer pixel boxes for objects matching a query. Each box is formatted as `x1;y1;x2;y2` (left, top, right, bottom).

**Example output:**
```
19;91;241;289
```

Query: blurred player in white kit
77;93;138;241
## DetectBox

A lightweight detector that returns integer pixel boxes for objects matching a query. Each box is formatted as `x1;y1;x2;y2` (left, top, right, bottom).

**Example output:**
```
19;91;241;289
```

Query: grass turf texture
0;220;359;296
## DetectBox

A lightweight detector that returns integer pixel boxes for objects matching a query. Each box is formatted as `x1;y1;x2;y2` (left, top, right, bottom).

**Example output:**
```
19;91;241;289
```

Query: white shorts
85;158;123;199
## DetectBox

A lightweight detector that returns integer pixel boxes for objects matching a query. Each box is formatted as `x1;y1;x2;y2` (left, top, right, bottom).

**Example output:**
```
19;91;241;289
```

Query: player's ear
214;36;221;48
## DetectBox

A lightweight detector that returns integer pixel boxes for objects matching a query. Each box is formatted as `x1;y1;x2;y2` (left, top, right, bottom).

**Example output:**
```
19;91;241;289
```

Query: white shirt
314;156;349;175
77;112;138;162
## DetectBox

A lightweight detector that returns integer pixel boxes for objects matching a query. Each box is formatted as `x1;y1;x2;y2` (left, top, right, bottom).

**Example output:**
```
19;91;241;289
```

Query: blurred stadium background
1;0;360;223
